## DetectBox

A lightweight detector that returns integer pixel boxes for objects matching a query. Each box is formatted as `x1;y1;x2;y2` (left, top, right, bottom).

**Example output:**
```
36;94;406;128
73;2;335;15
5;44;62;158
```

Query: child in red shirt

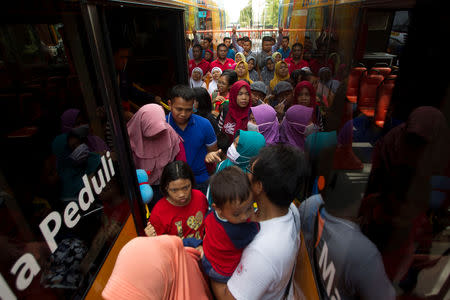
146;161;208;240
201;166;259;283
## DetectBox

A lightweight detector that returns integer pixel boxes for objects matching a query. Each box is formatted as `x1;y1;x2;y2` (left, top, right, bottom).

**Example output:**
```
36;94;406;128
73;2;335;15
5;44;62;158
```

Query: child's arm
144;222;157;237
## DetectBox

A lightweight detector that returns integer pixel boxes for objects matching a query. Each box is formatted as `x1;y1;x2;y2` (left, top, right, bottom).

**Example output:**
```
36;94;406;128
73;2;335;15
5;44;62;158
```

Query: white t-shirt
227;203;301;300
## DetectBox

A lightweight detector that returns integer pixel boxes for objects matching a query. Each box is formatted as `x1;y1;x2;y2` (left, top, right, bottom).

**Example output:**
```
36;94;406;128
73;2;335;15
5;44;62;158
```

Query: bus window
0;8;131;299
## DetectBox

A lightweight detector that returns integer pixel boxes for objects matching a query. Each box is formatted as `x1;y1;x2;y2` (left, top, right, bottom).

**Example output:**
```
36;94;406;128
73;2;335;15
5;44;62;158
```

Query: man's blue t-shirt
227;48;236;59
166;113;217;183
277;47;291;59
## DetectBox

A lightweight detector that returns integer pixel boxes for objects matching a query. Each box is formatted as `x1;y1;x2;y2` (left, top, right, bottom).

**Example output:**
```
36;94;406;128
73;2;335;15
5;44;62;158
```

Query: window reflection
0;19;129;298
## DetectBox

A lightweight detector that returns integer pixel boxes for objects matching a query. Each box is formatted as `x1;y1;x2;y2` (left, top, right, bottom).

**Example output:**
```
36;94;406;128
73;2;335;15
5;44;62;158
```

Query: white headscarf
208;67;222;95
190;67;204;88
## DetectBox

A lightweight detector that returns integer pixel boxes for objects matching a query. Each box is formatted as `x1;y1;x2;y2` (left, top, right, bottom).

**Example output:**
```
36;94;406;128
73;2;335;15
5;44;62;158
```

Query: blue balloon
136;169;153;204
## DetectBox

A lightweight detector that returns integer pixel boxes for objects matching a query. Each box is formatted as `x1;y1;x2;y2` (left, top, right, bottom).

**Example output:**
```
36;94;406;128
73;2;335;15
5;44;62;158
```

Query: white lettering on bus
10;254;40;291
2;151;116;297
0;273;17;300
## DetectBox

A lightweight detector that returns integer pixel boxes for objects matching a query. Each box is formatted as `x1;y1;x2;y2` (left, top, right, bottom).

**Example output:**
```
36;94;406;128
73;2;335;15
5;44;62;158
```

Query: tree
239;0;253;28
263;0;279;28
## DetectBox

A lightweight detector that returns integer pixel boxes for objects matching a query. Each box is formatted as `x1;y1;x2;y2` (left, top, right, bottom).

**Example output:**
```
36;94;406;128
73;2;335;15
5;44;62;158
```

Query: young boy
202;166;259;283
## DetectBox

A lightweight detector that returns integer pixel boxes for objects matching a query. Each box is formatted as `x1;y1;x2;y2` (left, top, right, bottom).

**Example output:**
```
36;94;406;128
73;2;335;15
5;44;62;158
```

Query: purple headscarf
250;104;280;145
60;108;109;153
279;105;313;149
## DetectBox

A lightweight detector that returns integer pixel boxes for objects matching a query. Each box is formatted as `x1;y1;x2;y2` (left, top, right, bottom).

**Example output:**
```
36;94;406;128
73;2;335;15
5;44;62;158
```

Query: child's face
215;194;254;224
166;179;192;206
212;70;221;81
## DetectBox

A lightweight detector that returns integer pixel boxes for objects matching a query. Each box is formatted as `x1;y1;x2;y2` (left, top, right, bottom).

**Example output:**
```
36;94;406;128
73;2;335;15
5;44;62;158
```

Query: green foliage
239;0;253;28
263;0;279;28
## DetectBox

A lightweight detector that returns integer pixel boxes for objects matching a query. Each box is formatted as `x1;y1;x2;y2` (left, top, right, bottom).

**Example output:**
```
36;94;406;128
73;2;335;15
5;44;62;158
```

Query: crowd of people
100;25;450;300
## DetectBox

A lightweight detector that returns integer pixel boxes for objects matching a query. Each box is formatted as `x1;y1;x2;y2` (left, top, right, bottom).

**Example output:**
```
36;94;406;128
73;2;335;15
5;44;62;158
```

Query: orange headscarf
102;236;212;300
235;61;253;84
270;61;290;90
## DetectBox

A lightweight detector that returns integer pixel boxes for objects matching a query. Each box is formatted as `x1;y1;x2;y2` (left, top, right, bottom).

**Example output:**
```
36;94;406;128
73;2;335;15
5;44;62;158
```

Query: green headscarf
216;130;266;173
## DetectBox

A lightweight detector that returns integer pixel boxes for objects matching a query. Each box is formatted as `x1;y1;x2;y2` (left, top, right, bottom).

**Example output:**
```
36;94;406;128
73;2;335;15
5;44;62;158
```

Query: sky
223;0;250;23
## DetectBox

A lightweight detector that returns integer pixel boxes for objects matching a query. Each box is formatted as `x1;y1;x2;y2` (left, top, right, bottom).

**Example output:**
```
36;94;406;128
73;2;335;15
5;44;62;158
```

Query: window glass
298;2;450;300
0;13;130;299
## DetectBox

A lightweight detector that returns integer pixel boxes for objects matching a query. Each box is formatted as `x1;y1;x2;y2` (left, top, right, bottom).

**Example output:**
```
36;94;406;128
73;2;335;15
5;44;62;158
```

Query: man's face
251;90;265;104
202;39;210;50
282;38;289;49
292;46;302;59
224;39;231;48
169;97;194;126
193;47;202;60
237;40;244;47
262;41;272;53
114;48;130;72
243;41;252;52
217;46;227;59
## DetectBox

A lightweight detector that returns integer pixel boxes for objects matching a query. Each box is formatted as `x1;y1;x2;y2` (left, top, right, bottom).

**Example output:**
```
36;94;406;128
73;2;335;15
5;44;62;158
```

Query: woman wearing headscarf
272;51;282;64
216;130;266;173
218;80;252;143
235;60;253;84
204;49;214;63
293;81;322;132
246;55;259;82
208;67;222;96
279;105;313;150
190;67;207;89
127;104;185;185
360;106;450;281
270;61;290;91
102;236;212;300
234;52;246;64
60;108;109;153
260;56;275;88
249;104;280;145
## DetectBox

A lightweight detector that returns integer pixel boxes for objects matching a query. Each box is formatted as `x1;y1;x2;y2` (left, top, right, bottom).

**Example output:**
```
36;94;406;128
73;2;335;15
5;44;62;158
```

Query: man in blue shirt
224;37;236;59
277;36;291;59
167;85;218;195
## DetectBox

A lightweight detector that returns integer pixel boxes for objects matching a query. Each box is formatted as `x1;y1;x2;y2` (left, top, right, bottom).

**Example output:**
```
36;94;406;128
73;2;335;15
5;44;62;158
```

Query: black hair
185;37;192;44
282;36;289;42
237;37;244;42
292;43;304;50
203;36;212;43
243;39;252;46
221;70;238;87
192;87;212;118
169;85;195;102
216;131;232;156
193;44;202;51
223;37;231;42
210;166;251;208
262;36;272;43
251;145;309;208
291;69;302;84
160;161;195;196
217;43;228;51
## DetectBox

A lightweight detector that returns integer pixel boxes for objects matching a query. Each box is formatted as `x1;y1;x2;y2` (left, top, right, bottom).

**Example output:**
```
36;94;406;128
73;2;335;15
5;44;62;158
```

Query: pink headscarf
102;236;212;300
127;104;181;184
279;105;313;150
250;104;280;145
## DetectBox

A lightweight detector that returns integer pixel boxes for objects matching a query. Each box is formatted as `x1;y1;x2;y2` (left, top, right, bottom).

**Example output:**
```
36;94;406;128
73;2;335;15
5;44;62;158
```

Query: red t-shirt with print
285;57;309;75
149;189;208;240
188;59;210;77
209;58;235;72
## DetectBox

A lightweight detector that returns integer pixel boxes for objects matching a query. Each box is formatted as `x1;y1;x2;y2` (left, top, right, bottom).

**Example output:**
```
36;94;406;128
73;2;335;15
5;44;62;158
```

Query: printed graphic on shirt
224;122;236;135
318;241;341;300
187;211;204;231
175;210;204;239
